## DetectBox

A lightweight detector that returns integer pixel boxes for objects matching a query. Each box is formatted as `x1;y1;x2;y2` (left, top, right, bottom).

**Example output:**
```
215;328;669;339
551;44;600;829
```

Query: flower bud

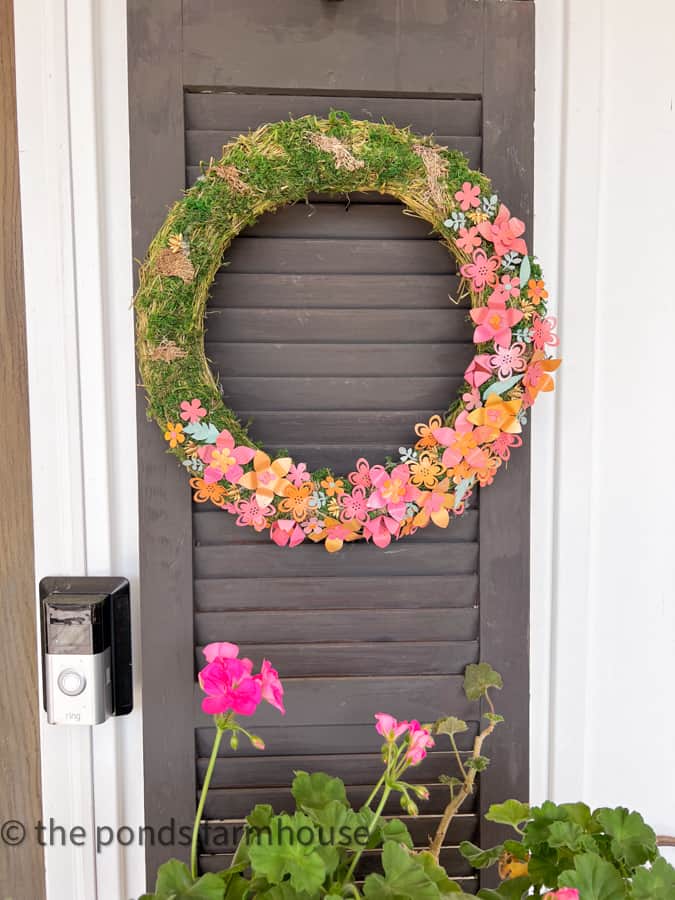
230;732;239;750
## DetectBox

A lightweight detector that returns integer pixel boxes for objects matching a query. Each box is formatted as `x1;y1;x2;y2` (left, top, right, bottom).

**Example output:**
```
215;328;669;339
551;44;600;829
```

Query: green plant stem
190;724;225;879
344;784;392;885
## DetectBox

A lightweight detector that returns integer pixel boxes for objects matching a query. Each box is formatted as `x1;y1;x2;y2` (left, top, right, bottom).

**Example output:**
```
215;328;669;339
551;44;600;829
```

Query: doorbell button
58;668;86;696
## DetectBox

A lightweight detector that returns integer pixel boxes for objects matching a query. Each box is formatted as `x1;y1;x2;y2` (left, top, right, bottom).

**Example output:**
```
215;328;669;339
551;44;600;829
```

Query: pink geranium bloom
460;248;500;291
491;432;523;461
470;293;523;347
464;354;494;388
270;519;305;547
287;462;311;487
454;181;481;211
198;654;261;716
478;203;528;257
363;514;399;548
339;486;370;524
375;713;409;741
255;659;285;714
544;891;579;900
405;720;435;765
180;398;207;423
348;457;373;490
199;429;256;484
489;341;527;378
531;314;559;350
456;225;482;253
367;464;419;522
203;642;240;663
233;497;274;531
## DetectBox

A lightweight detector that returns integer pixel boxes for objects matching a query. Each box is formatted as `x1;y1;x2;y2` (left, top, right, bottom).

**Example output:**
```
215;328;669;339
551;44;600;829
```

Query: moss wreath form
135;112;560;552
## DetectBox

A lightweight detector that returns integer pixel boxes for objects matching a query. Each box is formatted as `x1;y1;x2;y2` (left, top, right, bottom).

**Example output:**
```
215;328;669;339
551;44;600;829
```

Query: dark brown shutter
129;2;533;891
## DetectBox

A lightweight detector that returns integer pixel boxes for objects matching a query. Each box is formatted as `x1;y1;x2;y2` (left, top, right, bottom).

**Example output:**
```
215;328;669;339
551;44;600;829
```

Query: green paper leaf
459;840;504;869
485;800;530;830
558;852;628;899
183;421;220;443
631;856;675;899
151;859;227;900
482;374;524;399
362;841;440;899
435;716;469;738
463;663;503;701
518;254;531;287
291;770;348;813
594;806;657;869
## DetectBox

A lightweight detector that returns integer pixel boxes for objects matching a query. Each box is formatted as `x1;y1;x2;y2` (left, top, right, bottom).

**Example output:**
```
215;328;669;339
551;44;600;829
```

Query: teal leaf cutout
519;254;531;286
483;374;523;399
183;421;220;443
454;478;473;509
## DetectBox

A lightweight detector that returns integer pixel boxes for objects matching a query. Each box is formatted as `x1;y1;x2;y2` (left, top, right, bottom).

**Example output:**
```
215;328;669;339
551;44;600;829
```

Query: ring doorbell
40;577;132;725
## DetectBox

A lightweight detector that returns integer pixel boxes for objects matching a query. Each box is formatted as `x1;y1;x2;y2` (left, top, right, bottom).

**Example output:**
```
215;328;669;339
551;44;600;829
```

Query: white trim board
14;1;145;897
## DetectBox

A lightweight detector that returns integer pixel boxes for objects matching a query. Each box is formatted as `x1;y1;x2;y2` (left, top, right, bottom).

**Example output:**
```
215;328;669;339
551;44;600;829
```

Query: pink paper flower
287;462;311;487
497;274;521;299
348;457;373;490
375;713;409;741
339;486;370;524
255;659;285;714
531;314;559;350
180;398;207;423
470;294;524;347
454;181;481;211
405;720;435;765
367;464;419;522
270;519;306;547
491;432;523;461
363;514;400;548
233;496;274;531
460;248;500;291
198;653;261;716
456;225;482;254
301;516;323;537
478;203;527;257
199;429;256;484
433;411;477;468
490;341;527;378
464;354;494;388
462;387;481;410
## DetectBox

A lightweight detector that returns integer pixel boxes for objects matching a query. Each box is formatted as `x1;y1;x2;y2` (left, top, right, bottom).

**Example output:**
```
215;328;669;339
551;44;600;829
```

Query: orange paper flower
238;451;292;508
409;452;444;489
278;482;313;522
164;422;185;448
308;517;361;553
320;476;345;497
468;394;522;435
414;414;442;450
523;351;562;402
189;477;229;507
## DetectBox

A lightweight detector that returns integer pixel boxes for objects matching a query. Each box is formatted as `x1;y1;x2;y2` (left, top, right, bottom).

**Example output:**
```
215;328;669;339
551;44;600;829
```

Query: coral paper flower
199;429;256;484
375;713;409;741
238;451;292;507
348;457;373;489
287;462;311;487
478;203;527;257
468;394;523;435
531;314;559;350
255;659;285;714
198;653;261;717
456;225;482;253
414;477;456;529
189;477;230;507
164;422;185;448
433;410;478;468
363;514;399;549
270;519;306;548
470;294;523;347
464;354;494;389
278;482;313;522
491;432;523;461
460;248;500;291
179;398;207;423
338;486;370;524
454;181;481;211
320;476;345;497
367;464;419;521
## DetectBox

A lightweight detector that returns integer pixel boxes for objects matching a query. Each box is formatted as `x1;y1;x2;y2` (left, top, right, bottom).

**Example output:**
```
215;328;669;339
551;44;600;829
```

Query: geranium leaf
381;817;414;849
631;856;675;899
558;852;628;899
463;663;503;701
153;859;228;900
247;812;326;895
593;806;657;869
362;841;440;899
476;876;532;899
484;800;530;830
417;849;467;895
291;770;348;813
459;840;504;869
435;716;469;738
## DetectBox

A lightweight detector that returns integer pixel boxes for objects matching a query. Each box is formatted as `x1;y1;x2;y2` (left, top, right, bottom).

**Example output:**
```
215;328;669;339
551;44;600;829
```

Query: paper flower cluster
169;184;559;551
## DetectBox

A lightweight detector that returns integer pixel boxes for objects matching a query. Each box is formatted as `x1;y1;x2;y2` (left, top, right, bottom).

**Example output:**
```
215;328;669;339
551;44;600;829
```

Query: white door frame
14;1;593;897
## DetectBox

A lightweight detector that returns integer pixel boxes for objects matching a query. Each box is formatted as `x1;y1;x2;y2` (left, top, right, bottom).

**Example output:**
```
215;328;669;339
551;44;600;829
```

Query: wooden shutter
129;2;533;891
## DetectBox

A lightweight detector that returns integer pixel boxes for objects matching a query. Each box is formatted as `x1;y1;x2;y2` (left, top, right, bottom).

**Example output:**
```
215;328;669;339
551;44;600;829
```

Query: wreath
135;112;560;552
